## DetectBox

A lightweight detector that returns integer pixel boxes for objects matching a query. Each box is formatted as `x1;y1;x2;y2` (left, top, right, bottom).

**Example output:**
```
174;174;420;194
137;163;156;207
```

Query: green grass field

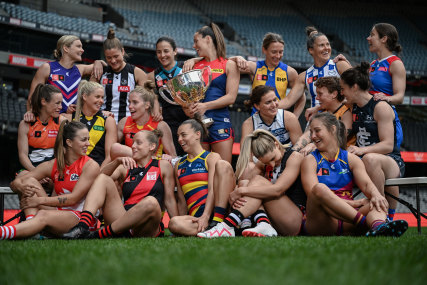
1;228;426;285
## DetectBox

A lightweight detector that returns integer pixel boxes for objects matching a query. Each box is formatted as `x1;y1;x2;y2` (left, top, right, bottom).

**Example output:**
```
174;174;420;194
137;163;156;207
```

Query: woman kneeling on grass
197;129;306;238
2;121;99;240
64;129;178;239
301;112;407;237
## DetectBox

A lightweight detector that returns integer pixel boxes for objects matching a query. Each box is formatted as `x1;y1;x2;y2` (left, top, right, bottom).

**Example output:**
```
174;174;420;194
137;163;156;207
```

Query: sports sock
97;224;116;239
388;208;396;221
224;210;245;228
0;225;16;240
370;219;385;230
253;210;271;224
212;206;226;223
78;211;95;230
353;212;367;228
25;214;35;221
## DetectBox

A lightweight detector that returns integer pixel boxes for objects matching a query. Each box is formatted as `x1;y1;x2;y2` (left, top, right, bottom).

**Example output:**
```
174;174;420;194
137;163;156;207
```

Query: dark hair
306;26;327;51
54;121;87;179
340;62;371;91
373;23;402;54
248;85;276;107
180;113;209;140
196;22;226;58
103;29;128;57
31;84;62;117
139;129;163;151
310;112;347;149
156;36;177;51
262;33;285;50
315;77;344;102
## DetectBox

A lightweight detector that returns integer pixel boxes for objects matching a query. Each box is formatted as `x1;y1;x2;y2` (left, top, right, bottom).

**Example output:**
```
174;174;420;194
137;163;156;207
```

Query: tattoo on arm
293;138;308;151
58;197;67;204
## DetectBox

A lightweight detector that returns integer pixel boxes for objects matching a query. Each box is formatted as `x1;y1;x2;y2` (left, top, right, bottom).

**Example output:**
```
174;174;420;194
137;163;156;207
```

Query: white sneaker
242;222;278;237
197;222;235;238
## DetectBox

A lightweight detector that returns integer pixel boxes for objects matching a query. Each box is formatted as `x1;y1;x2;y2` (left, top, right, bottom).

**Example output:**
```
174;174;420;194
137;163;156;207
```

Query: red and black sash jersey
122;159;164;210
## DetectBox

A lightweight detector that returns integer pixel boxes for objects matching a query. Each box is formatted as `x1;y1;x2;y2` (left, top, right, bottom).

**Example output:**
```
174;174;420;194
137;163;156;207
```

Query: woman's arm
134;67;148;86
336;60;352;75
340;108;353;136
158;121;177;156
240;117;254;146
117;117;126;143
174;163;188;215
238;151;304;199
17;120;34;171
283;110;303;146
300;154;319;196
228;56;257;75
388;60;406;105
160;160;178;218
100;116;118;168
10;160;54;196
287;66;305;117
277;71;306;110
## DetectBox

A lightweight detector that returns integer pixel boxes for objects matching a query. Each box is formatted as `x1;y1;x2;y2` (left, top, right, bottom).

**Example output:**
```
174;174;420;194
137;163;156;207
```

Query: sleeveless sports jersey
47;61;81;113
51;155;92;211
252;109;291;145
305;59;339;107
311;149;354;200
331;104;356;146
193;58;231;128
252;60;289;100
122;159;164;210
73;111;107;165
177;150;210;217
27;116;59;166
100;63;136;123
263;149;306;206
123;116;163;158
352;98;400;156
369;55;403;148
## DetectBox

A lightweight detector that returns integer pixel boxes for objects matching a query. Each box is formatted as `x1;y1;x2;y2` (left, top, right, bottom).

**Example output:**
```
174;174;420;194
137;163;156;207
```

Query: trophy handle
201;66;212;91
158;86;179;105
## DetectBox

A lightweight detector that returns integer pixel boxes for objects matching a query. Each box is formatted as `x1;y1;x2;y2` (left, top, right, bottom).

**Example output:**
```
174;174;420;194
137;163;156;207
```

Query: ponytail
197;22;226;58
141;129;163;151
180;113;209;142
340;62;371;91
31;84;61;117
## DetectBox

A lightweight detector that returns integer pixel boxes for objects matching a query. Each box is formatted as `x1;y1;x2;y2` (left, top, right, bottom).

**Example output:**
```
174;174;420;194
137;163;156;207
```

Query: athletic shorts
387;153;405;177
204;123;234;144
59;209;99;231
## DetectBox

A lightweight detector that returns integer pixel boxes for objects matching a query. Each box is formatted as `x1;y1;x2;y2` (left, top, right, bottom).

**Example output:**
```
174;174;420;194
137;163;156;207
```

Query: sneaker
236;218;252;236
63;224;90;239
242;222;278;237
205;220;219;231
366;220;408;237
197;222;235;238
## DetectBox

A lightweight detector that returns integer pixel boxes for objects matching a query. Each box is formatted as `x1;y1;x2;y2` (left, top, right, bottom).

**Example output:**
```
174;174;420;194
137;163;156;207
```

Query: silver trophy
159;66;213;126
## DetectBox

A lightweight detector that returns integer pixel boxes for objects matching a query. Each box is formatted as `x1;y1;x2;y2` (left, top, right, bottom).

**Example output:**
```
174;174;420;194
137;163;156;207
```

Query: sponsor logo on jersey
378;66;388;72
51;74;64;81
48;130;58;138
93;125;105;131
277;77;287;82
211;68;224;73
146;172;157;181
70;173;80;181
118;86;130;92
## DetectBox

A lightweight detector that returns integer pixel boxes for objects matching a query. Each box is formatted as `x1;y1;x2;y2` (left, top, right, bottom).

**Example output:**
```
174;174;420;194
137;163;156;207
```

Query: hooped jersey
369;55;401;97
47;61;81;113
122;116;163;158
193;58;231;127
27;116;59;166
51;155;92;211
100;63;136;123
252;60;289;100
122;159;164;210
305;59;339;107
312;148;354;200
252;109;291;145
73;111;107;166
177;150;210;217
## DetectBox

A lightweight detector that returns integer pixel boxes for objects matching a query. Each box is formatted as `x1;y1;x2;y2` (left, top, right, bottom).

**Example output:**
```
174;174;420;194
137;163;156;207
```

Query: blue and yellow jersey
252;60;289;101
311;148;354;200
176;150;210;217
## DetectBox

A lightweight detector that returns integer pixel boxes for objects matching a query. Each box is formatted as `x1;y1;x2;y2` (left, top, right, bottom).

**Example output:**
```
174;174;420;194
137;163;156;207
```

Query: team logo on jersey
277;77;287;82
47;130;58;138
35;131;42;138
317;168;330;176
51;74;64;81
146;172;157;181
70;173;80;181
118;86;130;92
121;78;128;85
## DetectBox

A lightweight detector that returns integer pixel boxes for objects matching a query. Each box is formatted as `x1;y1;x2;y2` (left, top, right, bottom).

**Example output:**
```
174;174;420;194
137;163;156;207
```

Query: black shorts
387;153;405;177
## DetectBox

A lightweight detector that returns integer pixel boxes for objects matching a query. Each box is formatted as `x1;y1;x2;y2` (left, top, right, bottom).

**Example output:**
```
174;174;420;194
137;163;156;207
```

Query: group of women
0;22;409;240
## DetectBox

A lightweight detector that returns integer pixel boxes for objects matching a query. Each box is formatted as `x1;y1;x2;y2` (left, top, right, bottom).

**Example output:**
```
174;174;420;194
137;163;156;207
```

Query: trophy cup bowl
159;66;213;126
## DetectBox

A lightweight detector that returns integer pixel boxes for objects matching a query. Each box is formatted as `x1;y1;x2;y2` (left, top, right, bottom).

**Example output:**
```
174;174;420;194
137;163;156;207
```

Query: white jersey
100;63;136;123
252;109;291;145
305;59;339;107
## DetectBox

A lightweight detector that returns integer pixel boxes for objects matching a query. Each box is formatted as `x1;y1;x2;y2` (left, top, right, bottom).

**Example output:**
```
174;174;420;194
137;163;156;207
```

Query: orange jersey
27;117;59;166
123;116;163;158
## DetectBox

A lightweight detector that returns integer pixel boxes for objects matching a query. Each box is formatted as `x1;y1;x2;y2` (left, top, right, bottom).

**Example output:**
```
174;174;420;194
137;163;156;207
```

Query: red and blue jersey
194;58;231;128
369;55;401;97
177;150;210;217
47;61;81;113
312;149;354;200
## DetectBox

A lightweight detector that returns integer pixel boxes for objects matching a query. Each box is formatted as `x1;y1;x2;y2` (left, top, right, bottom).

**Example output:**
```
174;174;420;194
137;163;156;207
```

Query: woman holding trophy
186;23;240;163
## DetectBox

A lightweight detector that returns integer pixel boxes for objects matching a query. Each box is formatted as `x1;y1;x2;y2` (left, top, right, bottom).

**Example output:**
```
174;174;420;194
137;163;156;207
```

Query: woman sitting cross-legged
64;129;178;239
301;112;407;237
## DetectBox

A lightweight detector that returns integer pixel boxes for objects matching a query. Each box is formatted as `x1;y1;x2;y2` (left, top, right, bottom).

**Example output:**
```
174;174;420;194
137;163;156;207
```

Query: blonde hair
54;35;80;60
75;80;104;121
139;129;163;151
236;129;289;179
130;81;156;113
